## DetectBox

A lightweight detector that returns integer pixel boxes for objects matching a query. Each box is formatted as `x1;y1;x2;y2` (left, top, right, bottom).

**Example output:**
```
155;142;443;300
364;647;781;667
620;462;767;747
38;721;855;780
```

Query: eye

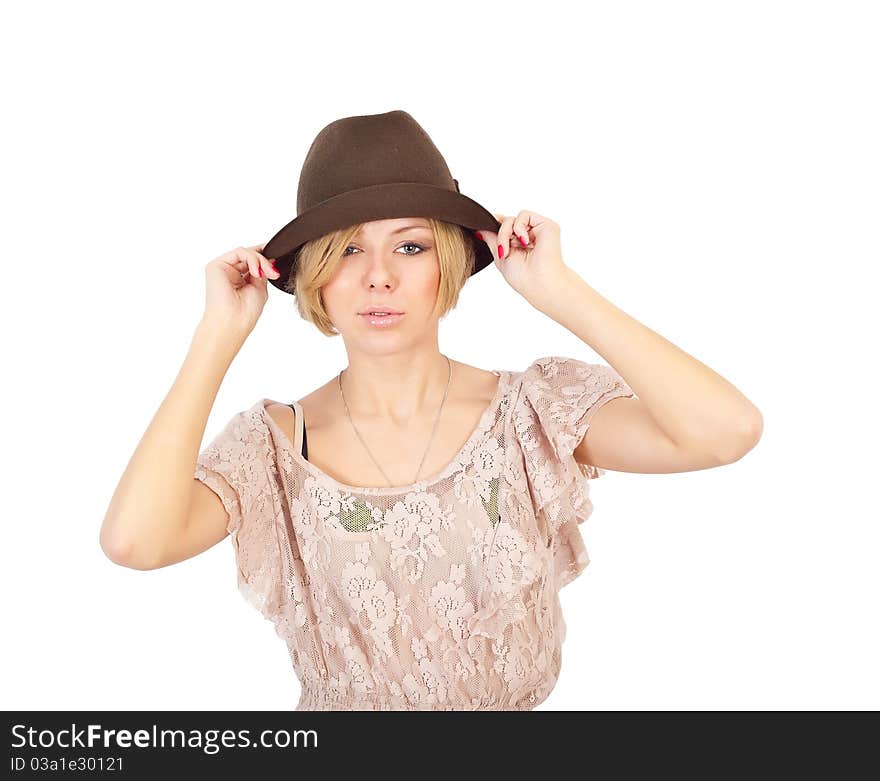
342;242;427;257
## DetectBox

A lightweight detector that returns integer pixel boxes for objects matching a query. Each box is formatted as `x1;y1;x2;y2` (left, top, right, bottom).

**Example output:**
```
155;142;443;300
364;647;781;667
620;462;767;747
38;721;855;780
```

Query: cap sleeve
513;356;635;590
194;403;284;621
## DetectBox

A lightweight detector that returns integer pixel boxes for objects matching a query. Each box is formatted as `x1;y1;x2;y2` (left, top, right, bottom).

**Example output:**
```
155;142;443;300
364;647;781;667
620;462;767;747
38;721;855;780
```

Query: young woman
100;111;762;710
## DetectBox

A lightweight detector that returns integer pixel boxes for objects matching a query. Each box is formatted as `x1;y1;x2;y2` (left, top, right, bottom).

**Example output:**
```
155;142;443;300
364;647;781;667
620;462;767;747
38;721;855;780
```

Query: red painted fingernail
474;231;483;240
519;235;528;246
258;267;263;278
498;244;504;258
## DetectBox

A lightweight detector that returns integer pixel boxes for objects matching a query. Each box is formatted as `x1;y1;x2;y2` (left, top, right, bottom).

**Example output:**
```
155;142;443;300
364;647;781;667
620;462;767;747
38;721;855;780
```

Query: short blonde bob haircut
283;218;476;337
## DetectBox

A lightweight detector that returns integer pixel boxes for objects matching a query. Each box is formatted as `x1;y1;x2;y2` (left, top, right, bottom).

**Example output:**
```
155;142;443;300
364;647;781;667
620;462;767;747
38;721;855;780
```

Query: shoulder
264;380;333;438
510;355;634;436
517;355;626;391
449;360;503;402
196;401;278;481
265;402;298;447
522;355;589;378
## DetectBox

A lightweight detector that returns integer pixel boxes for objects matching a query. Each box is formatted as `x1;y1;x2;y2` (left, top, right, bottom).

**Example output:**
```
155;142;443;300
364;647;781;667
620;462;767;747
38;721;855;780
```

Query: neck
339;351;453;425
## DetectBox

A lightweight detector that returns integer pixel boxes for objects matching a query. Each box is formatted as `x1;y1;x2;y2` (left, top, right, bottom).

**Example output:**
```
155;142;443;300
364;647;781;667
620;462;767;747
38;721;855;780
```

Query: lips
359;311;405;327
358;309;403;315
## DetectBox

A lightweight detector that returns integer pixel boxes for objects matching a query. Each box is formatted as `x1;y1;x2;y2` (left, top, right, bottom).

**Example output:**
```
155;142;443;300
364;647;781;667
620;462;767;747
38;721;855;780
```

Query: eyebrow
355;224;431;237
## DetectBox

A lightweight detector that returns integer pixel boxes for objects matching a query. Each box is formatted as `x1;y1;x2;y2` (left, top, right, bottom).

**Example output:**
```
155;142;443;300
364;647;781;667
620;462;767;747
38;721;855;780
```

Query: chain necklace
337;355;452;487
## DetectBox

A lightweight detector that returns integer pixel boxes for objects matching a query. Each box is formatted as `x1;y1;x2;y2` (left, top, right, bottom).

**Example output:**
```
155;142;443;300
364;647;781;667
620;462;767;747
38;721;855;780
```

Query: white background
2;0;877;710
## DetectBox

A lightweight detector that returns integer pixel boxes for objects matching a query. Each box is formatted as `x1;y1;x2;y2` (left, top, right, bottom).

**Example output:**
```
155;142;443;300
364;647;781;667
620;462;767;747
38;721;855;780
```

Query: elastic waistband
296;685;542;711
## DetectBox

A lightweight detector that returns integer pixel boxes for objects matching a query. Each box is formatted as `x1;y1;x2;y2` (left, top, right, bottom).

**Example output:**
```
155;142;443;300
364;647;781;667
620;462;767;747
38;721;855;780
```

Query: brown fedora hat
261;110;502;295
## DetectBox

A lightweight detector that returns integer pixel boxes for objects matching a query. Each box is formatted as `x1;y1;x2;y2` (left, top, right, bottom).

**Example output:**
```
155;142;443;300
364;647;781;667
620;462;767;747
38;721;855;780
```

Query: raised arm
99;245;279;570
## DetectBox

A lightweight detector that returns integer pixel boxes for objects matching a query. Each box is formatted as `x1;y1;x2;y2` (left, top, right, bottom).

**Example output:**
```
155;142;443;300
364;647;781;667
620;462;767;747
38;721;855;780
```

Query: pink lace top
194;355;634;710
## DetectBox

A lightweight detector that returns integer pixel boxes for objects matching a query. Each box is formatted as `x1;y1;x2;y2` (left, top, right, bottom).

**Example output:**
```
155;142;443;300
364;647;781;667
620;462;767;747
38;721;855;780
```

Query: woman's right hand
200;244;282;338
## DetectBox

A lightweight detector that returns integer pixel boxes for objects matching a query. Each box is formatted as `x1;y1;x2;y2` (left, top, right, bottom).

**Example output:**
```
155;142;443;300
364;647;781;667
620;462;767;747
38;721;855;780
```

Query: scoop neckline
259;369;509;496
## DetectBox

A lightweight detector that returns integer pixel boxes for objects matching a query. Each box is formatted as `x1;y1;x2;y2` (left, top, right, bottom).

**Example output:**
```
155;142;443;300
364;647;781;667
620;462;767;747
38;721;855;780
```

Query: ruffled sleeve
513;356;635;590
194;402;284;621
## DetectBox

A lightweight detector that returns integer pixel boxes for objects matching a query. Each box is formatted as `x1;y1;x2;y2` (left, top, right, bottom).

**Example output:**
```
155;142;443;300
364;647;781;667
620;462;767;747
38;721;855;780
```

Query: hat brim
261;182;502;294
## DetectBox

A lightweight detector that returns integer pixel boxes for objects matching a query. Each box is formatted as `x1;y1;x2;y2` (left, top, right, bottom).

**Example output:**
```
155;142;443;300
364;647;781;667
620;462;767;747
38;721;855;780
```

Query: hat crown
261;109;499;294
297;110;457;214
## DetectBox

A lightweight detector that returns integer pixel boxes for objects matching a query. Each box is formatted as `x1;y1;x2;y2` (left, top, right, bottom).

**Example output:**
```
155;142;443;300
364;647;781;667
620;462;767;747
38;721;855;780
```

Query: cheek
320;275;353;317
413;264;441;300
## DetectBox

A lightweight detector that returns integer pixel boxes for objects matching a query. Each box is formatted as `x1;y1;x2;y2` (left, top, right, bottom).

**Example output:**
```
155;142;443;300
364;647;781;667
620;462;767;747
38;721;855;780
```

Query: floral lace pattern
194;356;634;709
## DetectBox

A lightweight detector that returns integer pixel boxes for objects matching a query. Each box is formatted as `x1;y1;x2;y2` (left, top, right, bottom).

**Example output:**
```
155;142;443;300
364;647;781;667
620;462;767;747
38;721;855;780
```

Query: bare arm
537;269;762;465
99;244;280;570
478;215;762;468
99;319;246;569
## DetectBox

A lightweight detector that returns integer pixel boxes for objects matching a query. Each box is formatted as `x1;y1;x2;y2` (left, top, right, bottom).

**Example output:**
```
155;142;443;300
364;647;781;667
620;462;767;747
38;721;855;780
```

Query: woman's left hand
476;210;573;308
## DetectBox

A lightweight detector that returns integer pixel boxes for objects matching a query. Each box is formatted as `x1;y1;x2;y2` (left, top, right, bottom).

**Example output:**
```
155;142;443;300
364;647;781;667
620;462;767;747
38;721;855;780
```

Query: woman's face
321;217;441;347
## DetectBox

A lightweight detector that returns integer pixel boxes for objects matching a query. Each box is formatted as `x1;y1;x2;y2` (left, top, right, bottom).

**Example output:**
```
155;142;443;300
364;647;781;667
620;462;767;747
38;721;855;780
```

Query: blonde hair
283;218;475;337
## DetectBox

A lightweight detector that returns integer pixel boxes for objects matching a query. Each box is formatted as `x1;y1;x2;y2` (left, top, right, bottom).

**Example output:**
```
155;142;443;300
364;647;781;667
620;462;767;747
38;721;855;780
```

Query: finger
490;212;508;243
213;248;254;281
481;214;506;260
512;211;535;247
495;215;515;259
230;245;279;281
232;247;261;280
261;256;280;279
477;214;511;257
217;246;258;262
250;244;281;278
248;243;277;261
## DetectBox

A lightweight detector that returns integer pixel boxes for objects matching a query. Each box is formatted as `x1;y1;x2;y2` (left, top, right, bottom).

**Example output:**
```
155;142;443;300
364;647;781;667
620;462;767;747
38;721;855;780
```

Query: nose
363;257;397;290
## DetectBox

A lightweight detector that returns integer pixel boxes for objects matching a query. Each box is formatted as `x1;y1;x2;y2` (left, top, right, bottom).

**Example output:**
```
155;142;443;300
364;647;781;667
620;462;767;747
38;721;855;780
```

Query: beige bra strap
290;400;305;454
